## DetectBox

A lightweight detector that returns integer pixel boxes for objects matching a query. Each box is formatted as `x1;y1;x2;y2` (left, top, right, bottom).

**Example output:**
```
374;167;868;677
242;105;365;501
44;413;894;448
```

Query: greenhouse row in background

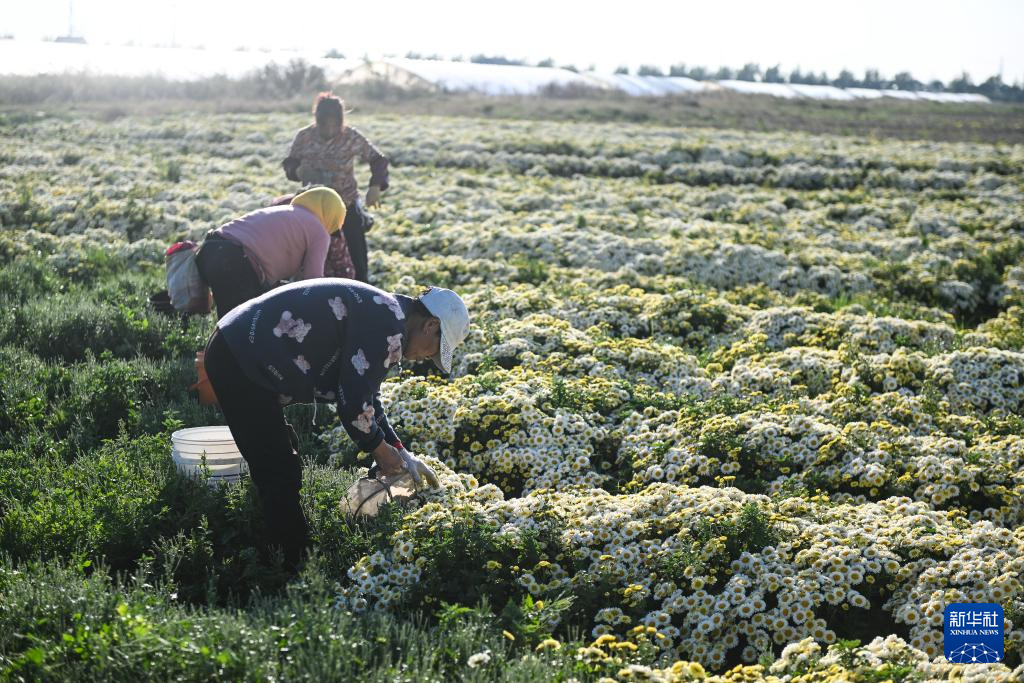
339;58;992;103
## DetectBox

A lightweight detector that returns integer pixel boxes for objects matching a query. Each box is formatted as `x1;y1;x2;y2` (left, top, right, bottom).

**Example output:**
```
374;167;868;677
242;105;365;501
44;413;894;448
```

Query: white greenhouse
915;91;991;103
878;89;922;101
577;72;656;95
845;87;886;99
716;80;801;98
635;75;712;95
786;83;856;101
581;73;713;96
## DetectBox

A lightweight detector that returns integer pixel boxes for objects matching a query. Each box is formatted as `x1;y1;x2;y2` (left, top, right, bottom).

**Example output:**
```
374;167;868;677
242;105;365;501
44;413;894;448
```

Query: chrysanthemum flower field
1;109;1022;681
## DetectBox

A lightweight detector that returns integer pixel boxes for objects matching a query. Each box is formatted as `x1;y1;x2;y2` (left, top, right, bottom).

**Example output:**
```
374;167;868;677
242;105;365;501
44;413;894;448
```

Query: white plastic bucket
171;426;248;486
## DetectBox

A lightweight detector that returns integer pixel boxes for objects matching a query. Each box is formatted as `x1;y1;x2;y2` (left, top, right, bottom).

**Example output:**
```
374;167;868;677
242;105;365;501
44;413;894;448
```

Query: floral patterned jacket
217;279;409;452
285;125;389;206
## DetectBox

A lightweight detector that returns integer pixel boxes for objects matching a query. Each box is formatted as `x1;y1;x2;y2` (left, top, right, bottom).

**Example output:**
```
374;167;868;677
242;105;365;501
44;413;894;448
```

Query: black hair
313;92;344;123
409;298;432;319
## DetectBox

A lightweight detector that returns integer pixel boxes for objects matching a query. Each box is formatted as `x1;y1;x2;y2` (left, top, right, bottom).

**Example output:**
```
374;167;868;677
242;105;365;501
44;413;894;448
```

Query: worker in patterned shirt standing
283;92;389;283
203;280;470;568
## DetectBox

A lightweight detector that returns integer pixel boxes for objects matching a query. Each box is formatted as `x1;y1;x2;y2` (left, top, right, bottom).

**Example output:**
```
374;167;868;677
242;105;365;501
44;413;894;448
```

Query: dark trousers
342;202;369;283
203;329;309;567
196;238;264;320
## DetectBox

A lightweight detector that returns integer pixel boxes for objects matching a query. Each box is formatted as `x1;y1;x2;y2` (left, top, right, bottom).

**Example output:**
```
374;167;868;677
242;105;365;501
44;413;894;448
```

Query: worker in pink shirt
195;187;345;319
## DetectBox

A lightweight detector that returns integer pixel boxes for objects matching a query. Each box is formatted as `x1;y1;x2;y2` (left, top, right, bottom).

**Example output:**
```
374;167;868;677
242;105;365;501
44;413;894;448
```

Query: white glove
398;448;441;489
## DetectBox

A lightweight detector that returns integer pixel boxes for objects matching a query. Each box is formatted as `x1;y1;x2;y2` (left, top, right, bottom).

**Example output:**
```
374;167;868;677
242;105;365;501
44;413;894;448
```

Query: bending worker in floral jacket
203;279;470;567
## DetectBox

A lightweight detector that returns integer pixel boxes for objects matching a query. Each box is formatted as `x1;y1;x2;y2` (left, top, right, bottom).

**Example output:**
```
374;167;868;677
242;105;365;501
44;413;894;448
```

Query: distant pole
68;0;74;37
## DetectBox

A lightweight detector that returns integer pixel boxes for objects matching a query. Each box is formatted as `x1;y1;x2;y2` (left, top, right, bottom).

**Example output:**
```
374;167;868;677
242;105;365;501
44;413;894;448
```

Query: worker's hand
372;441;404;477
365;185;382;208
282;156;301;182
398;447;441;489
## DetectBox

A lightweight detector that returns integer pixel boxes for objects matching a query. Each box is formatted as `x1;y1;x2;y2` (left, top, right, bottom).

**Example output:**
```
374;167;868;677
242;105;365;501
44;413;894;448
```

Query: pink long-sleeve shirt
214;205;329;285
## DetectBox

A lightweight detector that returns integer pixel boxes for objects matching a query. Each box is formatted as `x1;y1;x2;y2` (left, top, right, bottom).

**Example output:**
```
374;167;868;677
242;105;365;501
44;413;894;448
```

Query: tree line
638;63;1022;103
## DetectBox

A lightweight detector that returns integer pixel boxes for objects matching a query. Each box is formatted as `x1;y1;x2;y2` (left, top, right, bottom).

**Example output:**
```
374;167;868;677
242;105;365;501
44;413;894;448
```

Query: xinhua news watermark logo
944;603;1004;664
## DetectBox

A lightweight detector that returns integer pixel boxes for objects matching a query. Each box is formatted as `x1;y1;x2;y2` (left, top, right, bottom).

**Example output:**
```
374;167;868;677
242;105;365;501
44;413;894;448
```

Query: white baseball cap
420;286;470;374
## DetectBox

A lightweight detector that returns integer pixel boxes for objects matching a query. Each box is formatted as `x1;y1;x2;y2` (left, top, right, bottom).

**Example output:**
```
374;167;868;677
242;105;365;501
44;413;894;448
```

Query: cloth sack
342;466;418;517
166;241;211;313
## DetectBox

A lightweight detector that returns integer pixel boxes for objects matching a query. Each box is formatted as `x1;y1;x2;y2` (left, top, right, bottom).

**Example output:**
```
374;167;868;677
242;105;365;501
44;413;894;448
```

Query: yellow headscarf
291;187;346;234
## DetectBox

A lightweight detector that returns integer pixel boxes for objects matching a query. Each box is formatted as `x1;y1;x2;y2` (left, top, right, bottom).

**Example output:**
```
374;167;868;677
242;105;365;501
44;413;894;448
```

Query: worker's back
217;278;409;410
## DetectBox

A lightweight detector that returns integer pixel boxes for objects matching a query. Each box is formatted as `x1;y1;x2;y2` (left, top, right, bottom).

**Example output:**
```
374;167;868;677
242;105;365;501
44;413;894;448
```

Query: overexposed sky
4;0;1023;83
